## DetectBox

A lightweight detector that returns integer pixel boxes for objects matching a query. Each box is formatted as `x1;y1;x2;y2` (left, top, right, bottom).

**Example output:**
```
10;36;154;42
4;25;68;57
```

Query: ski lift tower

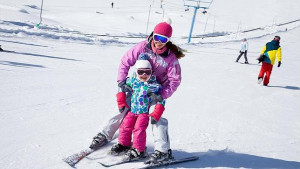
183;0;213;43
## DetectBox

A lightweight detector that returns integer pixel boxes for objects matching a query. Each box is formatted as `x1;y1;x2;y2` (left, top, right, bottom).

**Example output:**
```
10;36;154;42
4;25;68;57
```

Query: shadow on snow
171;149;300;169
0;39;48;48
0;61;45;68
14;51;81;61
268;85;300;90
2;50;81;61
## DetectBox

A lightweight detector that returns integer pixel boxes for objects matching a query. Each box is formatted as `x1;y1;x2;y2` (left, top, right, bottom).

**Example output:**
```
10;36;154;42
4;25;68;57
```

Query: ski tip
62;159;76;168
98;162;111;167
184;156;199;161
191;156;199;160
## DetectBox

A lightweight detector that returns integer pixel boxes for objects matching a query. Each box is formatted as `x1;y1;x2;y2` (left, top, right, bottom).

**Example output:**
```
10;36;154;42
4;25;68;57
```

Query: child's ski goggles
153;33;169;44
137;69;152;75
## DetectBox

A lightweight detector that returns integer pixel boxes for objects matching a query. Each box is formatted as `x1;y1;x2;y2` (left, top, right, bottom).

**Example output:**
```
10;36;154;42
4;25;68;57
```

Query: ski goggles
137;69;152;75
153;33;170;44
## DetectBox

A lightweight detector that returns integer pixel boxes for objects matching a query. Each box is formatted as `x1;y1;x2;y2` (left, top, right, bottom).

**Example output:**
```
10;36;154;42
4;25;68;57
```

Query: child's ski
98;157;144;167
99;156;199;168
63;148;95;167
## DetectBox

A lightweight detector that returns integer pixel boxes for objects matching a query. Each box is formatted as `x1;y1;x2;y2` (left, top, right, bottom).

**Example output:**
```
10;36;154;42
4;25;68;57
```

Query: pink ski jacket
117;39;181;99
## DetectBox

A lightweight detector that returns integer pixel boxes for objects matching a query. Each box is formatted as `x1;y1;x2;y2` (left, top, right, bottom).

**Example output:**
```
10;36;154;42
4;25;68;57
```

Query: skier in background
257;35;282;86
111;2;114;8
235;38;249;64
90;19;184;164
110;54;166;161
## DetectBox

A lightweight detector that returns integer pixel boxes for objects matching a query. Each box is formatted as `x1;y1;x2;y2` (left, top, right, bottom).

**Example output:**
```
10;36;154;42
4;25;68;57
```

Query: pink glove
149;104;165;122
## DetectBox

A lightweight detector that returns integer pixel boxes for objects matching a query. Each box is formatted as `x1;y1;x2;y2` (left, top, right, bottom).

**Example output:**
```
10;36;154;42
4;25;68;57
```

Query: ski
62;107;130;167
98;157;144;167
139;156;199;169
62;148;95;167
99;155;199;168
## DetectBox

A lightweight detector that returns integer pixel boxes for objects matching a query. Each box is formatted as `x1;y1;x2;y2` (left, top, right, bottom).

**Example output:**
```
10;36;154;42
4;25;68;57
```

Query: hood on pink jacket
117;40;181;99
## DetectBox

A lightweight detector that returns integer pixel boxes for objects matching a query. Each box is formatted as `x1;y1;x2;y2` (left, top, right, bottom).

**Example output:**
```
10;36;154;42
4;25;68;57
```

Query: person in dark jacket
257;36;282;86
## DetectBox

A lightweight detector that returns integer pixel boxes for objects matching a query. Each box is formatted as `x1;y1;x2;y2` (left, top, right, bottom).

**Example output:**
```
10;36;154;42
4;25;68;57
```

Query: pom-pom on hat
153;18;173;38
135;53;152;69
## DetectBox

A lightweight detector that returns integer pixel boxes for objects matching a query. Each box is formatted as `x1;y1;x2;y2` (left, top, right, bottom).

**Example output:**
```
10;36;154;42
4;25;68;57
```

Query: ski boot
257;77;263;84
145;149;173;164
110;143;131;156
122;148;145;161
89;133;108;150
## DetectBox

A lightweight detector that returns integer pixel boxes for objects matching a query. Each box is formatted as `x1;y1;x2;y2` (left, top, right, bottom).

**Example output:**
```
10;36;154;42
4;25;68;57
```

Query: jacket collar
271;40;280;46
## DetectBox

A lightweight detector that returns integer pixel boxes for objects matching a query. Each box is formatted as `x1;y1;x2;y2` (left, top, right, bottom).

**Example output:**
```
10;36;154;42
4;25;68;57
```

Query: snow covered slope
1;0;300;169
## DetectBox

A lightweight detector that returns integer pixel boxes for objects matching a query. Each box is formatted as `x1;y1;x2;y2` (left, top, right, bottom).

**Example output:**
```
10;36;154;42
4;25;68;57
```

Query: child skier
111;53;166;161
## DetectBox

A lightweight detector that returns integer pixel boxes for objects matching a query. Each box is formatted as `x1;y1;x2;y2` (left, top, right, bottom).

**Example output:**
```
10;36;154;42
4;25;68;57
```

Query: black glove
147;93;163;105
257;54;265;63
278;61;281;67
150;116;158;124
118;80;132;93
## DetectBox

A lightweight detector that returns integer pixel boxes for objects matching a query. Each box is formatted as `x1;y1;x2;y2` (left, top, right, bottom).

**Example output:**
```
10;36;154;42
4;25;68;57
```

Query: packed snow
1;0;300;169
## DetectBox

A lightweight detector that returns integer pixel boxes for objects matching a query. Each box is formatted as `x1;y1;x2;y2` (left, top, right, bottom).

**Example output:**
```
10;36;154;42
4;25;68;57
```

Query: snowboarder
257;36;282;86
90;19;184;164
110;53;166;161
235;38;249;64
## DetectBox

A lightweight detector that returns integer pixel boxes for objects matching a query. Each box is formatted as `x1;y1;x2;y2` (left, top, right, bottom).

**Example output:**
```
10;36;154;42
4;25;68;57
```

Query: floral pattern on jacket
126;73;165;114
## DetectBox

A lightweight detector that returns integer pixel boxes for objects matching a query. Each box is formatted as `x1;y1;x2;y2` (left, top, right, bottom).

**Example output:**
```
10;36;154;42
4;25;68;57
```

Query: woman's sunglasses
153;33;169;44
137;69;152;75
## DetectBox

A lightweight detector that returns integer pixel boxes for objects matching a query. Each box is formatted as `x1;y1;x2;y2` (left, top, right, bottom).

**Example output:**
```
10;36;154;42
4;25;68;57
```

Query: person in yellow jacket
257;36;282;86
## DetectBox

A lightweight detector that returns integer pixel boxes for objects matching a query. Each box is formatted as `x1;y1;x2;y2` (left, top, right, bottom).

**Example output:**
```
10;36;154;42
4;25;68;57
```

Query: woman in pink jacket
90;20;184;164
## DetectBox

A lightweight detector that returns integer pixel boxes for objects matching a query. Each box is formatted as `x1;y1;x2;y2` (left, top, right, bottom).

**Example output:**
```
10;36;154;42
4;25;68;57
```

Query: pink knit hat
153;22;173;38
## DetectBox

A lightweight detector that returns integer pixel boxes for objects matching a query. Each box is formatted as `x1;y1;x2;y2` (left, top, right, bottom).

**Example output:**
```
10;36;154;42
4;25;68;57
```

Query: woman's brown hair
166;41;185;59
